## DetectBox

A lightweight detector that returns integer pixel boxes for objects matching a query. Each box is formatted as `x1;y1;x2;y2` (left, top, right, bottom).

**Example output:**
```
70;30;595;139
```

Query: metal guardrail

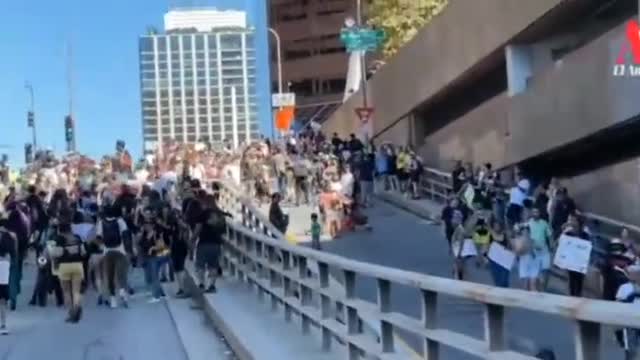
216;180;640;360
417;166;640;267
418;166;638;241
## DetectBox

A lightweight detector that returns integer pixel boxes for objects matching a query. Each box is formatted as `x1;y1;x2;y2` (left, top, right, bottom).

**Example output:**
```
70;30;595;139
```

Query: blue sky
0;0;270;167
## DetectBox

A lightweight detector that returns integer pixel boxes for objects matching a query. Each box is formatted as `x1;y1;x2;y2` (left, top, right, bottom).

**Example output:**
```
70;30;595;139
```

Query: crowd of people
0;140;237;334
1;130;639;357
0;131;425;335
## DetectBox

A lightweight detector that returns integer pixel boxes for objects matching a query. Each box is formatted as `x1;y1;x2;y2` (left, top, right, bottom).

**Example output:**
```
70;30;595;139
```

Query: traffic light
24;143;33;164
27;111;34;128
64;115;74;143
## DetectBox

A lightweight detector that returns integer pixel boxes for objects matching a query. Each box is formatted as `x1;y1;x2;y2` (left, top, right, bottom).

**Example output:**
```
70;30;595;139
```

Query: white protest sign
453;239;478;258
487;242;516;270
0;259;9;285
553;234;592;274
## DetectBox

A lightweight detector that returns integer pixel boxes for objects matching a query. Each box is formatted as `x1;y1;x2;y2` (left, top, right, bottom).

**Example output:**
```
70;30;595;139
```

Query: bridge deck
263;196;625;360
1;261;228;360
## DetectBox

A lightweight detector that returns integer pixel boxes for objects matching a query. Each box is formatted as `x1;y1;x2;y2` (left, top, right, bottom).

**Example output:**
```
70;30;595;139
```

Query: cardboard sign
487;242;516;270
553;234;592;274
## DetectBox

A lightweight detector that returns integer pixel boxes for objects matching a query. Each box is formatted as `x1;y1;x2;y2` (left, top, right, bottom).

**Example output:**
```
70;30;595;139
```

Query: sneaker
176;290;188;298
198;283;205;290
76;307;83;321
0;326;8;335
148;297;161;304
110;297;118;309
205;285;217;293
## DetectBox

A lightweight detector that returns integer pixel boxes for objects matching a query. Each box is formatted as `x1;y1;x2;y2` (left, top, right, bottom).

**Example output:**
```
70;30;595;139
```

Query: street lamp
25;82;37;149
268;27;284;139
268;27;284;99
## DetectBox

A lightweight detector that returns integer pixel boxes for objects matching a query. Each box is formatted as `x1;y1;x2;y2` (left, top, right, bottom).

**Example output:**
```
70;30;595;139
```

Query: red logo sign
616;20;640;65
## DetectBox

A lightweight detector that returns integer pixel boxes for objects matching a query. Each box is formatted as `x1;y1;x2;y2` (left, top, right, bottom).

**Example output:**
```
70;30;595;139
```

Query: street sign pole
341;5;385;146
356;0;369;109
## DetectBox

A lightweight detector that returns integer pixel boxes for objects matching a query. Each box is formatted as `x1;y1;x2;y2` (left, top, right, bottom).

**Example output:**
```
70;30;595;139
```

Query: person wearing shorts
192;194;229;293
50;222;86;323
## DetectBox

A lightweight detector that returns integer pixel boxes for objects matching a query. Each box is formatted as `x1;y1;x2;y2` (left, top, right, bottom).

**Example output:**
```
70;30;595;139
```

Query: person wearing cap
602;234;636;301
615;265;640;358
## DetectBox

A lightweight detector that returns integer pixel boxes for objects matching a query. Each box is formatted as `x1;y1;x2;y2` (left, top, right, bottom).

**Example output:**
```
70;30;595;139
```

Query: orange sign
275;106;295;131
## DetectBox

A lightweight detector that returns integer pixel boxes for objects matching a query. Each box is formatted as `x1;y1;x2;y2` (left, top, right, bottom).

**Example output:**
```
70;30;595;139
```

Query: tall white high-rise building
139;9;258;154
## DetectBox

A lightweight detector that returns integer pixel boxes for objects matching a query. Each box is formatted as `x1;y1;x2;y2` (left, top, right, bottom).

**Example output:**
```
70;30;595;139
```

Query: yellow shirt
396;152;410;171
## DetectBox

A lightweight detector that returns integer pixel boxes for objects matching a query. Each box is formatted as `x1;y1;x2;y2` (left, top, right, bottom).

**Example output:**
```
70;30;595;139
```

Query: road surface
0;259;230;360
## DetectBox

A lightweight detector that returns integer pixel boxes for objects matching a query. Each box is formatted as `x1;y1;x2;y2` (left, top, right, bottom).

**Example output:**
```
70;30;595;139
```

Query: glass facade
139;30;259;153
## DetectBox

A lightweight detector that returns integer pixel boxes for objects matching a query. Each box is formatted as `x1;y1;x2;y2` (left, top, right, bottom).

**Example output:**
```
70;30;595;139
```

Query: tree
367;0;448;59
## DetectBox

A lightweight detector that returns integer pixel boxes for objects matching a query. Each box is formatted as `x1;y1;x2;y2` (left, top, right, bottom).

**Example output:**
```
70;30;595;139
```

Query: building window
140;38;154;52
195;35;205;50
170;37;180;51
158;39;167;52
220;34;242;50
285;49;311;60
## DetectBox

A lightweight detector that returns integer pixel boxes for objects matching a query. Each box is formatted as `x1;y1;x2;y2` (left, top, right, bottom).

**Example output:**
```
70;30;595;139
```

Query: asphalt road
278;198;625;360
0;262;189;360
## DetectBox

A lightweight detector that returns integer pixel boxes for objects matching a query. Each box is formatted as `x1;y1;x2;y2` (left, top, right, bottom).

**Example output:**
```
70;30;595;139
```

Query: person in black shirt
25;186;48;237
451;161;465;194
269;193;288;234
358;153;375;207
157;204;187;297
551;187;576;239
192;194;231;293
348;134;364;153
331;133;342;150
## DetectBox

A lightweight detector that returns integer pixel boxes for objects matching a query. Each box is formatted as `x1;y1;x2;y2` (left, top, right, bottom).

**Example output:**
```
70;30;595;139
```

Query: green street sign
340;27;385;53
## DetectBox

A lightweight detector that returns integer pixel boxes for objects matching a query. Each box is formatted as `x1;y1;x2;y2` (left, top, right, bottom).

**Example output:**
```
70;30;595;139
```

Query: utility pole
25;82;37;149
67;40;76;152
356;0;369;108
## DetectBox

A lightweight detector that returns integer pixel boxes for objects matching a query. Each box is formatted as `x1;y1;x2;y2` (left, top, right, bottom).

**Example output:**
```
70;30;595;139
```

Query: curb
182;263;254;360
162;284;196;360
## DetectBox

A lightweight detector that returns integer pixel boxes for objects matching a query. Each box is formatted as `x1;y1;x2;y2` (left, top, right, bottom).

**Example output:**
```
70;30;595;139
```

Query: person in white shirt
506;179;530;231
340;166;355;199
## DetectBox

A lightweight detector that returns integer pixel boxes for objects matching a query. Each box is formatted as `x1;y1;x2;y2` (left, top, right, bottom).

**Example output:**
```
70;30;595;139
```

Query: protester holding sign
559;213;591;297
487;222;512;288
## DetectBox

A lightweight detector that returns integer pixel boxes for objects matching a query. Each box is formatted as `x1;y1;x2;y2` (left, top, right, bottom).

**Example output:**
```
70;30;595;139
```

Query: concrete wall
417;93;509;170
506;20;640;165
565;158;640;226
322;0;564;138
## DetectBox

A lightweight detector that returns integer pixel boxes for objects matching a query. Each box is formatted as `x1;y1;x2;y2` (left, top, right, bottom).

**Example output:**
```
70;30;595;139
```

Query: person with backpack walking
50;221;86;323
95;205;130;308
192;194;230;293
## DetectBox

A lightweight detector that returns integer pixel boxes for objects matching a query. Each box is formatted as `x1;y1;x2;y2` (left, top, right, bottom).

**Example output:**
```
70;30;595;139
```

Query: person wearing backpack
50;221;86;323
95;205;130;308
192;194;230;293
0;218;17;334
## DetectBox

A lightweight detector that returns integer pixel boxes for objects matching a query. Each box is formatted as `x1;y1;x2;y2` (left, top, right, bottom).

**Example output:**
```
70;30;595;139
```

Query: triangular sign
355;107;374;124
